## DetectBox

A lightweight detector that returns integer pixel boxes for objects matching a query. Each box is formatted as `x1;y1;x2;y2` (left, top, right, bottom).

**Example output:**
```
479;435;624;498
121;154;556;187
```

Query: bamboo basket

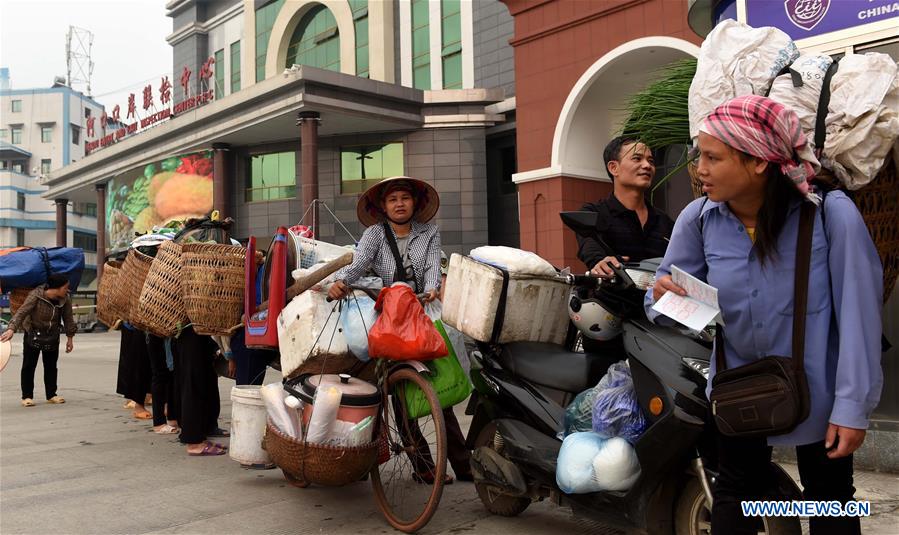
181;243;245;336
97;260;122;328
9;287;33;315
689;158;899;301
134;241;188;337
117;249;154;326
263;421;379;487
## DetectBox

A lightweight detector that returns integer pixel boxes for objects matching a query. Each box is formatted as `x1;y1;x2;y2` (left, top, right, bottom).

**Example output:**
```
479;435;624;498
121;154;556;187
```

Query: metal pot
296;373;380;425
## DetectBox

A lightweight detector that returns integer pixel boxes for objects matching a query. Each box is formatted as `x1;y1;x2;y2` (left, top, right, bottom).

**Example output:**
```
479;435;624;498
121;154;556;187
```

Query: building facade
0;69;102;288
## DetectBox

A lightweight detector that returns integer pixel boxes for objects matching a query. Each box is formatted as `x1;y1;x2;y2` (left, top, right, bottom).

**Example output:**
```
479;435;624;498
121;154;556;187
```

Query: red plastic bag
368;284;448;361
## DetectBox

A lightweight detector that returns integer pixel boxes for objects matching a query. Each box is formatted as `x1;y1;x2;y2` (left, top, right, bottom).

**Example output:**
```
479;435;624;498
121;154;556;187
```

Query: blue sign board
746;0;899;41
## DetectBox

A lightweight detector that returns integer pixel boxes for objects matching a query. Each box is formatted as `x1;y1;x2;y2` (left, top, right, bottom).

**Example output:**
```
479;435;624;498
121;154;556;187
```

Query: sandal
208;427;230;437
47;396;66;404
412;471;454;485
188;441;227;456
21;398;35;407
123;400;136;409
132;410;152;420
154;424;180;434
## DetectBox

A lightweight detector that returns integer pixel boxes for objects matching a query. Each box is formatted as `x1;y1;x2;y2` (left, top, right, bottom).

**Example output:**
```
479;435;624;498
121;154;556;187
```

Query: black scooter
463;211;802;534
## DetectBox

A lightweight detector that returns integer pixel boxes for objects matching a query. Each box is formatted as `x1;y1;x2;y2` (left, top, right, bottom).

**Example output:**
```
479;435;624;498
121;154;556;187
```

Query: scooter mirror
560;211;599;237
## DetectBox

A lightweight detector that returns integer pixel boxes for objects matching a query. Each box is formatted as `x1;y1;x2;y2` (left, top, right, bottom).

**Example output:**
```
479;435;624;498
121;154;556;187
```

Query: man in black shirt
577;136;674;276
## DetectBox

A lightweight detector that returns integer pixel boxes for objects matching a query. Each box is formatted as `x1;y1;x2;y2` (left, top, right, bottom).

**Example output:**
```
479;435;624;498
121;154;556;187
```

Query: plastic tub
229;385;274;467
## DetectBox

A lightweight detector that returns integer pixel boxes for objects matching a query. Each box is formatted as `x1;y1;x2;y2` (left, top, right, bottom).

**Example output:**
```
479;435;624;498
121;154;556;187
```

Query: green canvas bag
404;320;472;419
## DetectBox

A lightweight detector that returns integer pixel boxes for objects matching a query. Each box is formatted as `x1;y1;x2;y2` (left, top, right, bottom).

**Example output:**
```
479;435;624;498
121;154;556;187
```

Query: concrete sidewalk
1;332;897;534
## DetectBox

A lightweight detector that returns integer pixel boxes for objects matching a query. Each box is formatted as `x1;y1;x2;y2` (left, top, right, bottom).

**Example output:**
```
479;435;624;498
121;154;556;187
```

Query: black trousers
711;432;860;535
174;328;220;444
21;341;59;400
147;334;178;426
115;328;152;404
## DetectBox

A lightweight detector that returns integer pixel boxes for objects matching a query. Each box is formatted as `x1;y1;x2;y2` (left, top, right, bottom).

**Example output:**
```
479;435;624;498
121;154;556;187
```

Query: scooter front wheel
674;477;801;535
473;422;531;517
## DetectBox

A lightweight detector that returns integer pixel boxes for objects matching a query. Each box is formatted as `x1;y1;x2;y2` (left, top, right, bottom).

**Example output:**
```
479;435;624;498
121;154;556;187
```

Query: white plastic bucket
229;385;272;466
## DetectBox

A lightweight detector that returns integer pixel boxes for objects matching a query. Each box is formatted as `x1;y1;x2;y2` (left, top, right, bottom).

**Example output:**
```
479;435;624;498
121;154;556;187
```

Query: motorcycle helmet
568;288;622;341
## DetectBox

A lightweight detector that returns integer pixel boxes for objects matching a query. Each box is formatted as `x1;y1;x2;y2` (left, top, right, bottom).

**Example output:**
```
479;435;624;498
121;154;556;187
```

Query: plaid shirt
336;221;442;293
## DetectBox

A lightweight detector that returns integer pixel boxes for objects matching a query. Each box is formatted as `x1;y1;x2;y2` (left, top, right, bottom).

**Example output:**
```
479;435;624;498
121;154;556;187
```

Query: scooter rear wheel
473;422;531;517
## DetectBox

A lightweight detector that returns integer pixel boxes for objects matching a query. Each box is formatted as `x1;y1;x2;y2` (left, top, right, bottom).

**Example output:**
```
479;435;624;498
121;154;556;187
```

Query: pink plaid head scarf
700;95;820;201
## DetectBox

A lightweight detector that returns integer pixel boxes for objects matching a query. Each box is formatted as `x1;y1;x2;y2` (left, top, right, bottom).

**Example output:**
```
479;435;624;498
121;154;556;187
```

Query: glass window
11;100;22;112
855;37;899;60
285;5;340;72
214;48;226;99
84;202;97;217
16;228;25;247
340;142;404;194
71;125;81;145
41;126;53;143
350;0;369;78
230;40;241;93
11;127;22;144
80;268;97;287
246;151;297;201
1;160;8;169
85;107;91;118
12;161;24;173
0;128;7;140
411;0;430;90
73;231;97;252
41;159;51;175
441;0;462;89
17;192;25;211
255;0;286;82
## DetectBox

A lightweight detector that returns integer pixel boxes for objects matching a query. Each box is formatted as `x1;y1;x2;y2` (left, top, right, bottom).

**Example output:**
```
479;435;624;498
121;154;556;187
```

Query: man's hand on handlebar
591;256;628;279
327;280;350;301
652;274;687;302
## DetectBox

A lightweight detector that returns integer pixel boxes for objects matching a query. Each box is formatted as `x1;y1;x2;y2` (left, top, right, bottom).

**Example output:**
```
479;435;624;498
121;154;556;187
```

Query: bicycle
325;289;449;533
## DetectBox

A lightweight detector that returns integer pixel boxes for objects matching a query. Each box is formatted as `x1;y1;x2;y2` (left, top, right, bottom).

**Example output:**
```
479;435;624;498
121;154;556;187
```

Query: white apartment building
0;68;103;288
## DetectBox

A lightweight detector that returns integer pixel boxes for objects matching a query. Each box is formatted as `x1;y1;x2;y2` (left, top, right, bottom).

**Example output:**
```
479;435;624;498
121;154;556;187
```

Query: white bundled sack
469;246;557;277
277;289;349;378
689;19;799;139
556;433;641;493
767;54;834;149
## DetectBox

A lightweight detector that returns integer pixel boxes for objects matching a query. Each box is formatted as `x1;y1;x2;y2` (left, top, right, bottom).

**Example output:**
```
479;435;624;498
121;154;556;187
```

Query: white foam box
277;289;350;378
442;253;570;345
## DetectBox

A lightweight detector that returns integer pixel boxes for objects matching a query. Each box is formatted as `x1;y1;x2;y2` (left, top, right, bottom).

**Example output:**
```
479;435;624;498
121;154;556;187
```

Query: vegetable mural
106;150;214;253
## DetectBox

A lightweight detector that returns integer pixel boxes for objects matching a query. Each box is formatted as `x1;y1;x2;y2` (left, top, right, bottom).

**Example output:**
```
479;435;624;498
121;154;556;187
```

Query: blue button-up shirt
644;191;883;446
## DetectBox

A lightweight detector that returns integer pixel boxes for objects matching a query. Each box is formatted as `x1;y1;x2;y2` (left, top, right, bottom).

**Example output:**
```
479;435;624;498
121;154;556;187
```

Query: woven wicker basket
688;158;899;301
9;287;33;315
97;261;122;328
118;249;154;326
134;241;187;337
181;243;244;336
263;421;379;487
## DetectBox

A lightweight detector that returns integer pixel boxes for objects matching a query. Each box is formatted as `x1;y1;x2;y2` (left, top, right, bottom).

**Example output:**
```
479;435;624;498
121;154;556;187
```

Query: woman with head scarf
645;95;882;534
328;176;472;484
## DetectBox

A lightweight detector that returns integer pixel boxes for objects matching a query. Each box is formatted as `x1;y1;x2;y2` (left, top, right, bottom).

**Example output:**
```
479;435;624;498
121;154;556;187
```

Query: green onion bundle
620;59;697;148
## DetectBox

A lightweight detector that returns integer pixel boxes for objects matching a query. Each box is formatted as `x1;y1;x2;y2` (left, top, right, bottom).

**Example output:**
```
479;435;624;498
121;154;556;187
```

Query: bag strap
715;202;816;374
490;265;511;344
381;222;415;291
814;59;839;156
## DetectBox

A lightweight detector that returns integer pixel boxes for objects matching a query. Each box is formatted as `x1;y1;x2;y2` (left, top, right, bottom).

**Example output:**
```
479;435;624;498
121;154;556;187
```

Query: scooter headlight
682;357;710;379
624;269;655;291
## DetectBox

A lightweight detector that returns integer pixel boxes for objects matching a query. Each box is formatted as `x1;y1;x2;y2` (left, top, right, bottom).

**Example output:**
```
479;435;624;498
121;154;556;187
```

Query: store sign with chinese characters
85;57;217;154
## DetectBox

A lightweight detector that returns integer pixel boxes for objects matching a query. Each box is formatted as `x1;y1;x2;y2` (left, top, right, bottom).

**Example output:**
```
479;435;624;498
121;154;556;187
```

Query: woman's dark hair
737;151;804;266
47;273;70;289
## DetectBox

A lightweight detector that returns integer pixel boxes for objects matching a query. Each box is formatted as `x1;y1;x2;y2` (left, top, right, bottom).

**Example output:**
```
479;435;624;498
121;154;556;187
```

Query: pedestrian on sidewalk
1;273;76;407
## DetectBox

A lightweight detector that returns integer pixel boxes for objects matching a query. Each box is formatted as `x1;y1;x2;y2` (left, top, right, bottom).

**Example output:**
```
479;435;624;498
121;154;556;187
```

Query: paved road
2;332;897;534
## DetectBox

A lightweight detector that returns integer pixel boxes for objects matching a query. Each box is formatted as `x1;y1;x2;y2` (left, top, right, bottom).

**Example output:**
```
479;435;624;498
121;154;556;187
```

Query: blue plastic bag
556;432;642;494
339;295;377;362
591;362;647;443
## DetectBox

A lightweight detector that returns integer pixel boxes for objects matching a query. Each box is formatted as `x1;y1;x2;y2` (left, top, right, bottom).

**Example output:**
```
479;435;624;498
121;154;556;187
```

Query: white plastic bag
469;246;557;277
306;386;342;444
592;437;641;491
556;432;605;494
340;295;378;362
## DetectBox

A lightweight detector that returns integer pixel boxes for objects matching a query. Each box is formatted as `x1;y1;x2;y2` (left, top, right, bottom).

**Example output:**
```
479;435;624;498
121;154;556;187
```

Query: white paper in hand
651;265;722;332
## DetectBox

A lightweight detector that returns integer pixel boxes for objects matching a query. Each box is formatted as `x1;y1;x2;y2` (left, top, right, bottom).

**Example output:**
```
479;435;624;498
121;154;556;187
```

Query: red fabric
368;285;447;361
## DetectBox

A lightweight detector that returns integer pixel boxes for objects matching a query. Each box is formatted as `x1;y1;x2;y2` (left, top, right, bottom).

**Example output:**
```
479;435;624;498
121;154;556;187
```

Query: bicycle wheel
371;367;447;533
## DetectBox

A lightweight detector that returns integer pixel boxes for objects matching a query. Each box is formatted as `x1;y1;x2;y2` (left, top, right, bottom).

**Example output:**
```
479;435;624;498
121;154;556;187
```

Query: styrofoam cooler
442;253;570;345
277;289;350;378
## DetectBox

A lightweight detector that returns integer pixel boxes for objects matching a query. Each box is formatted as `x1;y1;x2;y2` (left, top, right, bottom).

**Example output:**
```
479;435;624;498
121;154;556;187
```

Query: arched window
285;4;340;71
